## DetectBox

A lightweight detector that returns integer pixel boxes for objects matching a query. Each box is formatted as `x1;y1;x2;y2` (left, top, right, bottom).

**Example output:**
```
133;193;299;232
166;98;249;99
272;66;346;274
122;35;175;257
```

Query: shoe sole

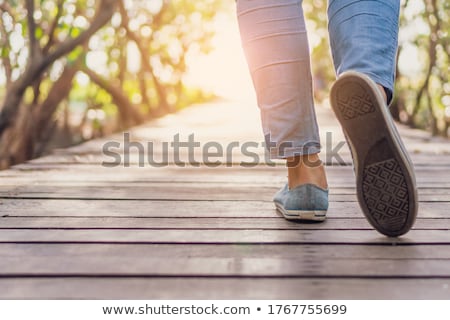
275;202;326;222
330;71;417;237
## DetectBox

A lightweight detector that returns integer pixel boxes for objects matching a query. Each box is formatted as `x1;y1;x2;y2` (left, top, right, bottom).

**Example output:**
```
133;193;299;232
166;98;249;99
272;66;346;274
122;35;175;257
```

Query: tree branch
0;2;14;20
25;0;40;59
81;65;144;126
118;1;168;110
43;0;64;54
411;0;439;124
42;0;117;72
33;62;80;141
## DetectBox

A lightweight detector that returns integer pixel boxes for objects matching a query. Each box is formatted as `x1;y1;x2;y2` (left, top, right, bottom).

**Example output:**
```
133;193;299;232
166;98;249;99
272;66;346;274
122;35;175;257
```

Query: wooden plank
1;199;449;218
1;229;450;244
0;217;449;230
0;216;439;230
2;180;450;190
2;243;450;259
1;199;280;218
0;278;449;299
3;176;450;188
1;256;450;277
1;185;450;201
2;178;450;189
18;151;450;167
3;161;449;173
4;163;450;180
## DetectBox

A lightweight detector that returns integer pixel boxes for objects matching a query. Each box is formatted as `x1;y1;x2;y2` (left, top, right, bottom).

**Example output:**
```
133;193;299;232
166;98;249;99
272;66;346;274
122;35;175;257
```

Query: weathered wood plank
3;164;450;181
15;151;450;167
2;176;450;188
0;217;449;230
2;243;450;259
0;278;449;299
3;160;449;172
1;199;449;218
2;179;450;189
1;185;449;201
1;229;450;244
1;256;450;277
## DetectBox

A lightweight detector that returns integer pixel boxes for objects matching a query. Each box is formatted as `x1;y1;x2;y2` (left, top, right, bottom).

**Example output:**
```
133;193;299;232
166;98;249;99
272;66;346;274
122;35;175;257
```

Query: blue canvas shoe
273;184;328;221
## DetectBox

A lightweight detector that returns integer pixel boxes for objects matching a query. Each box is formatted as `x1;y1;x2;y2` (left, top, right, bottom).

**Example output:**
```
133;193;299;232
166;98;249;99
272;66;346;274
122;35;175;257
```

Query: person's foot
273;153;329;221
273;184;328;221
330;71;418;237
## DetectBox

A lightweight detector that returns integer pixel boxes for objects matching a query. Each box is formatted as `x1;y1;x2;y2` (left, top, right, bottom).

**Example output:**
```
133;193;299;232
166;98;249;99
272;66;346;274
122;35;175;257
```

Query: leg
237;0;328;221
237;0;327;187
327;0;417;236
328;0;399;103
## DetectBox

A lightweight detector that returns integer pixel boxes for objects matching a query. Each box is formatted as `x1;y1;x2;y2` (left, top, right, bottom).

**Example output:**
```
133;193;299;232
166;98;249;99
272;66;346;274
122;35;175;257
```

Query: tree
0;0;222;169
0;0;117;168
395;0;450;136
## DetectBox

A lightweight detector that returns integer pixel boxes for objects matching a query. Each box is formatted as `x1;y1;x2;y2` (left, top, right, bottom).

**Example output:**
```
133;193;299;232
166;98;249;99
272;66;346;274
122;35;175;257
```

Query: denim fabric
328;0;400;103
237;0;321;159
237;0;400;159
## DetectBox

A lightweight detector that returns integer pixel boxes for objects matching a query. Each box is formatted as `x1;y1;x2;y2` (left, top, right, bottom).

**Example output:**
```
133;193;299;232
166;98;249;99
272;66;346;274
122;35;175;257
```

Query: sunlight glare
183;12;255;102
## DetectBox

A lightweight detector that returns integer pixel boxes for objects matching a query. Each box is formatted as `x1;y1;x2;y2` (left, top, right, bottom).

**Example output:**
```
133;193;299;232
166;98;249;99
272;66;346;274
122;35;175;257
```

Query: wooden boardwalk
1;99;450;299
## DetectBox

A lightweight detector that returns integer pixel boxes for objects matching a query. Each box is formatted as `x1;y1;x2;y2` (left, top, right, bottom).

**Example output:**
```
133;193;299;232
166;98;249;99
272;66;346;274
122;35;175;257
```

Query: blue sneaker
273;184;328;221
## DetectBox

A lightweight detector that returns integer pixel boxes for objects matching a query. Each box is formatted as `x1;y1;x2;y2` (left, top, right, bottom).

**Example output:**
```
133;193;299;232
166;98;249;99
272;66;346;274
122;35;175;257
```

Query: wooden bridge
1;99;450;299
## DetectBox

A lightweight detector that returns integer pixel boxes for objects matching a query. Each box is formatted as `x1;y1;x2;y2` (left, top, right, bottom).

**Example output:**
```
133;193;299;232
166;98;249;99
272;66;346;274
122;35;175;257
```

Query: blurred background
0;0;448;170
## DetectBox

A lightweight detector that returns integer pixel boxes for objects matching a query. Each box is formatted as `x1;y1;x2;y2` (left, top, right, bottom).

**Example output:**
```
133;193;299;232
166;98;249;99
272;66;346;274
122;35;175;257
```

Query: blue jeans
237;0;400;158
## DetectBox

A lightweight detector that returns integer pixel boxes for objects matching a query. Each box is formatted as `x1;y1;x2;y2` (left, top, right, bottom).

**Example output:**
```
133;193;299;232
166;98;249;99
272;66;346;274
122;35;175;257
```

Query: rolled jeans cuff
268;142;321;159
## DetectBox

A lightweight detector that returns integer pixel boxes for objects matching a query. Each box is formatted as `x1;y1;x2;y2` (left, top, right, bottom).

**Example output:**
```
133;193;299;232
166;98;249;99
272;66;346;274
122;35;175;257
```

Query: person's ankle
287;154;328;190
